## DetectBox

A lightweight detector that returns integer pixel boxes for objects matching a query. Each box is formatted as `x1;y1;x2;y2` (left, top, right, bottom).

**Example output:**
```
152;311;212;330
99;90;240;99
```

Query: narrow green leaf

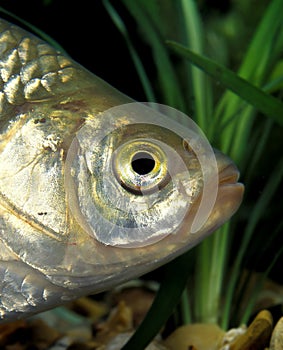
195;223;229;324
121;251;192;350
103;0;156;102
243;118;273;183
120;0;186;111
180;289;192;324
167;41;283;127
179;0;212;131
235;0;283;82
214;0;283;159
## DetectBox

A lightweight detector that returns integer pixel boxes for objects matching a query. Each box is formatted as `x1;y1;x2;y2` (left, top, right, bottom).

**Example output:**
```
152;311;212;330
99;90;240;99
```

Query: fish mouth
215;149;243;187
188;149;244;238
209;149;244;229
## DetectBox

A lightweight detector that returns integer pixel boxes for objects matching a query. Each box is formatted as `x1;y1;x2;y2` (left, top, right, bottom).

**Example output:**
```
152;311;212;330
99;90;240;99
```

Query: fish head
65;101;242;243
58;101;244;291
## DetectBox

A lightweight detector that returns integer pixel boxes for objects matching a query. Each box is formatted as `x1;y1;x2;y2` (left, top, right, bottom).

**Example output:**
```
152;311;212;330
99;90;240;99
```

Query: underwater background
0;0;282;348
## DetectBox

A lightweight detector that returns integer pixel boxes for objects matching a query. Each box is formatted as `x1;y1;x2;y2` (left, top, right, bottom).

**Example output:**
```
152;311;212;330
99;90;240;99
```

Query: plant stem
195;224;229;324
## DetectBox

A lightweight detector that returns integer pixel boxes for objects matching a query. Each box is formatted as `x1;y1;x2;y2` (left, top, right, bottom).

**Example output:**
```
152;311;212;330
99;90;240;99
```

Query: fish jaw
187;149;244;242
216;149;245;213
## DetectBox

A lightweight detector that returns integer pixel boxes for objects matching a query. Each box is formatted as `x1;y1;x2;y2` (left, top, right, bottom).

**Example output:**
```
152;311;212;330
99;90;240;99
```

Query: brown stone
230;310;273;350
164;323;225;350
270;317;283;350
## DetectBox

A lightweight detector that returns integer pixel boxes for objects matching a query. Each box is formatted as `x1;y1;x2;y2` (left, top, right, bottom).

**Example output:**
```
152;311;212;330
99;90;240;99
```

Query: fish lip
213;149;245;220
219;163;240;185
186;149;244;239
214;149;242;186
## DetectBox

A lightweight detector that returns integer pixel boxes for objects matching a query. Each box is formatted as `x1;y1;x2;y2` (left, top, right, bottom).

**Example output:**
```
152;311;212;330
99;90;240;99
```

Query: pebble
270;316;283;350
164;323;225;350
229;310;273;350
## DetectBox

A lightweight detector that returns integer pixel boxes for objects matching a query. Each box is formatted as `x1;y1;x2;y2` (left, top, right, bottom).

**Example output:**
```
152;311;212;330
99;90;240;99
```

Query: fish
0;17;244;322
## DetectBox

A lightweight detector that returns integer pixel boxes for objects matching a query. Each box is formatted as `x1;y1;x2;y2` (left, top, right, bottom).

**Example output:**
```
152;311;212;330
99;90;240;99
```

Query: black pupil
131;152;155;175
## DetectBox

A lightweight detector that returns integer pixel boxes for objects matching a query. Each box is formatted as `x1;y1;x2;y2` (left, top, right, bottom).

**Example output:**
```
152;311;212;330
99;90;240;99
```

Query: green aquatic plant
103;0;283;348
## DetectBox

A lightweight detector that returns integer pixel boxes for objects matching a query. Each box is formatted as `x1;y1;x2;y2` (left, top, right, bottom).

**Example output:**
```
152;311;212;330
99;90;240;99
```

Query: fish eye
113;140;170;195
131;151;155;175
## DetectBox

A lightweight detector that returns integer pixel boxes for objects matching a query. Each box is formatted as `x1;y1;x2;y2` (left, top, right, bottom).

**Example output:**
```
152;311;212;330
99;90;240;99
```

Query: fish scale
0;21;76;106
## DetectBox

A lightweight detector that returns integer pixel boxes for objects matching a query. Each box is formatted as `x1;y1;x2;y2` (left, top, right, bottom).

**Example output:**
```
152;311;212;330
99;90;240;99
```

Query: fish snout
215;149;242;186
210;149;244;229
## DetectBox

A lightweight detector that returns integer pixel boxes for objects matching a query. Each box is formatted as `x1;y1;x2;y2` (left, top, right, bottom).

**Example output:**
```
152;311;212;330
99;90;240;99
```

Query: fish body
0;18;244;322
